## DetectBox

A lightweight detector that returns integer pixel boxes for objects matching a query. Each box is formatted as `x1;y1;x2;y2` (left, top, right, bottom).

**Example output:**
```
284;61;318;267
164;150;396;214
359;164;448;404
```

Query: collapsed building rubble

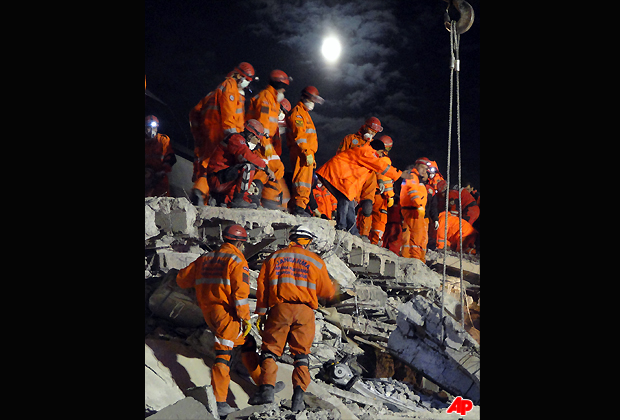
145;197;480;419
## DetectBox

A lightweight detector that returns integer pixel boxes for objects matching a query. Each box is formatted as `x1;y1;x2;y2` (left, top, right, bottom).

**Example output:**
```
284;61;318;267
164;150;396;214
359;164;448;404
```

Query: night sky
145;0;480;189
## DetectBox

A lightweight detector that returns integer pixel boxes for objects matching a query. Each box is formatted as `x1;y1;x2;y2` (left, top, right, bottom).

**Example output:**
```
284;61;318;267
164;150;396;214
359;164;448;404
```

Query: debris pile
145;197;480;419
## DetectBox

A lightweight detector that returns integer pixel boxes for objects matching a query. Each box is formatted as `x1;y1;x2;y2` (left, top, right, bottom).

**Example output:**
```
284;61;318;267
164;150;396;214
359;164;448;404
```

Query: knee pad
360;199;373;217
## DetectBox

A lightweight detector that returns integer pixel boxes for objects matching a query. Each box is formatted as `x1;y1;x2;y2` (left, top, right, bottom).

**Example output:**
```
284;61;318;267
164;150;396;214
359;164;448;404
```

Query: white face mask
304;100;315;111
247;140;258;151
363;132;374;140
276;92;284;102
239;78;250;89
278;110;285;121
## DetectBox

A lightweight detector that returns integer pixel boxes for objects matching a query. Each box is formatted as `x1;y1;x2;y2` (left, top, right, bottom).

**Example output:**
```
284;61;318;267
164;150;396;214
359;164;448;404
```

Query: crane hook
443;0;475;35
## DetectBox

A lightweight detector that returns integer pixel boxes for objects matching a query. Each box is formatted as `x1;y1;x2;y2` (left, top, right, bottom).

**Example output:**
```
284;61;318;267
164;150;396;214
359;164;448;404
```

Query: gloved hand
242;319;252;338
434;220;439;230
387;197;394;207
306;154;314;166
265;167;276;181
377;180;385;194
255;315;266;332
313;207;322;217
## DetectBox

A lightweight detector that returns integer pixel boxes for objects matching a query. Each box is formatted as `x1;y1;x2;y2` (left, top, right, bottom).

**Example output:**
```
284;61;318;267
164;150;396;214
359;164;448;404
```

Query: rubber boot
274;380;285;394
248;384;275;405
291;385;305;412
230;192;257;209
216;401;236;419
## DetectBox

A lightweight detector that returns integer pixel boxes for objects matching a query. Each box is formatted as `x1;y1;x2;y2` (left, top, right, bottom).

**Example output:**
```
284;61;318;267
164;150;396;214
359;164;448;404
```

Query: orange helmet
270;69;293;85
223;224;248;242
234;62;258;82
364;117;383;133
280;97;292;114
145;115;159;127
415;157;431;167
301;85;324;104
244;119;265;138
378;135;393;150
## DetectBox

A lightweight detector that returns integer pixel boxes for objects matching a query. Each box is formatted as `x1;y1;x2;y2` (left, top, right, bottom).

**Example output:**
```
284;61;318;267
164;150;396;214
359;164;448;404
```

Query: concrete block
145;204;160;240
147;396;215;420
323;253;356;289
145;343;186;412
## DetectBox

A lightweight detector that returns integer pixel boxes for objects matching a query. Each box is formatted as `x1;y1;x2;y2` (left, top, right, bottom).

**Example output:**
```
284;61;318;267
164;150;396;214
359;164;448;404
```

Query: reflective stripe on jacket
176;242;251;321
255;244;335;315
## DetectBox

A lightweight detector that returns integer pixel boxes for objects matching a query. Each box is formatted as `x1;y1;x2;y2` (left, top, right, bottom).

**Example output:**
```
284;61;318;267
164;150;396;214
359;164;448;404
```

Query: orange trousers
369;194;388;245
259;302;315;391
290;150;314;209
203;304;261;402
401;209;428;262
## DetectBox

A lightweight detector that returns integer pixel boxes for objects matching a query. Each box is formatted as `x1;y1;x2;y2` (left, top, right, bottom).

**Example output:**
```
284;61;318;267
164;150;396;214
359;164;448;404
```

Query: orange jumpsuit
369;156;395;245
400;168;428;262
255;243;335;391
448;188;480;225
436;211;477;252
145;133;175;197
312;185;337;219
189;77;245;200
286;101;317;209
337;132;376;236
176;242;261;402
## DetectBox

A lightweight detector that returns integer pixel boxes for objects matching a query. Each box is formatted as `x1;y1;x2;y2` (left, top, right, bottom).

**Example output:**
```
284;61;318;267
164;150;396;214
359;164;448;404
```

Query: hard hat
289;225;317;242
378;135;393;150
415;157;431;167
244;119;266;138
301;86;324;104
364;117;383;133
270;69;293;85
280;97;292;114
234;62;258;82
223;224;248;242
145;115;159;127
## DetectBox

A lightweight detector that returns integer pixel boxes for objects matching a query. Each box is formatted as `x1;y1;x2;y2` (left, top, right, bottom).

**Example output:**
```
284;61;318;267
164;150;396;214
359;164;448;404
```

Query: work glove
313;207;322;217
242;319;252;338
255;315;266;332
434;220;439;230
387;197;394;207
264;167;276;181
306;154;314;167
377;180;385;194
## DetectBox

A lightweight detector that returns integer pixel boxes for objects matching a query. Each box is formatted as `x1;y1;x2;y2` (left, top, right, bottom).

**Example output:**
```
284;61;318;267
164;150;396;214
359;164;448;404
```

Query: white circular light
321;36;341;62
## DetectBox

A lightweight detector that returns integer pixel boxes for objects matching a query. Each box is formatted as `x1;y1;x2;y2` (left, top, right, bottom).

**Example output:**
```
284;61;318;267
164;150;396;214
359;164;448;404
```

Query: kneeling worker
250;225;336;411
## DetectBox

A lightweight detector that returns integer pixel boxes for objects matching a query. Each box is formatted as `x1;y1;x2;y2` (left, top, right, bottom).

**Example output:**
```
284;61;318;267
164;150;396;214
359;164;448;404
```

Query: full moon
321;36;341;62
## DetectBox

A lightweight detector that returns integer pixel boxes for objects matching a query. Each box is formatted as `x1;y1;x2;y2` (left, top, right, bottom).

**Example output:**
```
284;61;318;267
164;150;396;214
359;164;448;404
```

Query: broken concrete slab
145;342;186;413
147;396;216;420
146;204;160;240
387;296;480;404
323;252;357;289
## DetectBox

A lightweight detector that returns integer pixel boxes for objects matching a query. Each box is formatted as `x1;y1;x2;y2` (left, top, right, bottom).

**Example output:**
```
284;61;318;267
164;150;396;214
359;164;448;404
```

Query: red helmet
244;119;265;138
145;115;159;127
270;69;293;85
378;135;393;150
415;157;431;167
364;117;383;133
280;97;291;114
223;224;248;242
234;62;257;81
301;86;324;104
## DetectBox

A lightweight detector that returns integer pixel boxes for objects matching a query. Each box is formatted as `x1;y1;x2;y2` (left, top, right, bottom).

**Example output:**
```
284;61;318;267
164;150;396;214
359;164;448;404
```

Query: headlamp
150;121;158;127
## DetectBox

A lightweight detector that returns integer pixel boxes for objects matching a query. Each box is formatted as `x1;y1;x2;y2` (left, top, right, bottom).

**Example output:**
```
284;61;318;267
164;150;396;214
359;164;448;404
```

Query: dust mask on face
239;78;250;89
304;100;315;111
363;132;374;140
278;110;285;121
276;92;284;102
247;140;258;151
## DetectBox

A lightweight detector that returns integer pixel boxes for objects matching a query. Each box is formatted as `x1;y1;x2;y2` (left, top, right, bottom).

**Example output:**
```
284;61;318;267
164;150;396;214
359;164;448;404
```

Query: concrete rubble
145;197;480;419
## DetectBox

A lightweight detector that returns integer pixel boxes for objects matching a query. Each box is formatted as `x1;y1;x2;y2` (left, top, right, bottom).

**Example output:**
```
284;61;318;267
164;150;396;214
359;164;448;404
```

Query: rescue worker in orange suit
337;117;383;238
189;62;258;206
175;224;282;418
273;97;291;157
448;185;480;225
436;211;478;254
286;86;324;217
249;133;286;209
316;139;402;233
369;135;396;245
427;160;445;195
464;181;480;207
400;158;430;262
382;193;403;255
207;119;276;209
312;176;337;219
145;115;176;197
249;225;336;412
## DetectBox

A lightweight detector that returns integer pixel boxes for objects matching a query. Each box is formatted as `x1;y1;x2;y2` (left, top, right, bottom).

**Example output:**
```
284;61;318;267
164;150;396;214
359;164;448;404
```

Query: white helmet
289;225;316;242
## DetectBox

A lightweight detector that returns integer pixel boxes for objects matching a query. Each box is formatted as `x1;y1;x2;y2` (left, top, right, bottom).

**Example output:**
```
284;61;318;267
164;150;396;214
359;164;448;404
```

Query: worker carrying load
145;115;176;197
250;225;336;412
206;119;276;209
